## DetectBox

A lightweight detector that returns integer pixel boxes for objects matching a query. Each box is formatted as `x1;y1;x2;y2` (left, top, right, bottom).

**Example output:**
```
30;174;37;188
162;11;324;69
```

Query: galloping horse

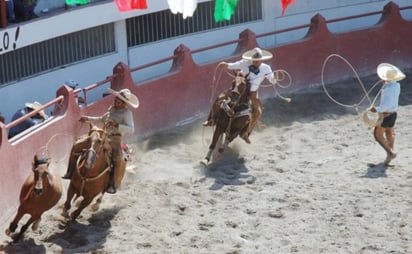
202;73;251;164
62;124;126;220
6;155;62;242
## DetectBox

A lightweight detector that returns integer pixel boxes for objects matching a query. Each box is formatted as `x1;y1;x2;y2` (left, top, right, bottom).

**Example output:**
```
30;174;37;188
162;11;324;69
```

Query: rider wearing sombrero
203;47;277;144
370;63;405;165
62;88;139;194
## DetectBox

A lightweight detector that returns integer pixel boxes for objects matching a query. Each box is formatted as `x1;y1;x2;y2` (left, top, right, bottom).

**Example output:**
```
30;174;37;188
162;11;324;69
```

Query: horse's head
84;127;105;169
32;155;50;195
230;72;249;104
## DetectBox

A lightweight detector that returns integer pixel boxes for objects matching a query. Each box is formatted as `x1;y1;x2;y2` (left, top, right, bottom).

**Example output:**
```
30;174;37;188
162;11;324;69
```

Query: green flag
214;0;239;22
66;0;90;5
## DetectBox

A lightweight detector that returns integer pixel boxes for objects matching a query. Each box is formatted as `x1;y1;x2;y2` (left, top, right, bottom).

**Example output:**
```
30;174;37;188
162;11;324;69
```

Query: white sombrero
377;63;406;82
25;101;48;120
242;47;273;61
108;88;139;109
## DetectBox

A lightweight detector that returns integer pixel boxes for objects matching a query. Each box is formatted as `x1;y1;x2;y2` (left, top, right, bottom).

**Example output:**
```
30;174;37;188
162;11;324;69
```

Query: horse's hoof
5;229;11;236
200;158;209;166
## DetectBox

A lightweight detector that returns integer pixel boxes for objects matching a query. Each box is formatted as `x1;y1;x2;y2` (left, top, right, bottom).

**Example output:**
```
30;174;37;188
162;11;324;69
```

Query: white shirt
227;59;276;92
376;81;400;113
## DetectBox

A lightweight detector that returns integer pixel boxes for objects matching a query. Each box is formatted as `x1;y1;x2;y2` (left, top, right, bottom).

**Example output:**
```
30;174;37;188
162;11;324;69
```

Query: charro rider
203;47;277;144
369;63;405;165
62;88;139;194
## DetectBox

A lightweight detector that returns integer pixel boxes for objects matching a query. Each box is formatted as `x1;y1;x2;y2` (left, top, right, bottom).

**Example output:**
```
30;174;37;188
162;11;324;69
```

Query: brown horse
202;74;251;164
62;124;126;220
5;155;62;242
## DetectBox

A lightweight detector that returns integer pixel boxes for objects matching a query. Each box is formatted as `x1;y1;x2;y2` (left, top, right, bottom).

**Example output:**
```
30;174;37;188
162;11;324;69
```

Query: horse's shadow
0;238;46;254
199;148;256;190
362;162;389;178
44;206;123;253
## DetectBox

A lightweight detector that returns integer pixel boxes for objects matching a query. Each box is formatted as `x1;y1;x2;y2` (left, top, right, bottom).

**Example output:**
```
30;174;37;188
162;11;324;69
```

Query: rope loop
321;54;384;128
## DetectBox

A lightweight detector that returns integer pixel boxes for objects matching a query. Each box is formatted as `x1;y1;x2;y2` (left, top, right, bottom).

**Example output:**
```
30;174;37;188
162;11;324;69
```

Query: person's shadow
362;162;388;178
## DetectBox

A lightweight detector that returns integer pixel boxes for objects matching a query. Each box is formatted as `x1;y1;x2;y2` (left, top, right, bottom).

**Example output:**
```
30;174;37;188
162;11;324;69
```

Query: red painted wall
0;2;411;226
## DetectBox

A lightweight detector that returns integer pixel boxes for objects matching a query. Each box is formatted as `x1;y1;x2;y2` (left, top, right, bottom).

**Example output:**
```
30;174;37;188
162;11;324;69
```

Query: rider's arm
262;64;277;84
118;110;135;134
79;112;108;123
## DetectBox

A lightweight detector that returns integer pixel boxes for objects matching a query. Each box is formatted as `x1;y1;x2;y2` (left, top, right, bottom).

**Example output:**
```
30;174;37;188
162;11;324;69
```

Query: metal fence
126;0;262;47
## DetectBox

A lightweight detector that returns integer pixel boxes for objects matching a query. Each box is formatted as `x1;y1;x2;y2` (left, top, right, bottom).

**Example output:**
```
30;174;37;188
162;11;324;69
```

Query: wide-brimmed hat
242;47;273;61
25;101;48;120
377;63;406;82
65;80;79;89
108;88;139;109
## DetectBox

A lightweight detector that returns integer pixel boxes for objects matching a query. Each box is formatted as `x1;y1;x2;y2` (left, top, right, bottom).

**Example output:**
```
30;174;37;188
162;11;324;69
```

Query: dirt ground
1;70;412;254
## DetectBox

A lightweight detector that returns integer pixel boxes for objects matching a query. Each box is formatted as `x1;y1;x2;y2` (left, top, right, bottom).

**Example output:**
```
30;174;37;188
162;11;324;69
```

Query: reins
75;128;111;196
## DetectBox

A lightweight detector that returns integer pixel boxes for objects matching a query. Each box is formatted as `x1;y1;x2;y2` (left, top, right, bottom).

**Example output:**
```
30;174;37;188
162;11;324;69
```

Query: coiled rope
259;69;292;102
321;54;384;128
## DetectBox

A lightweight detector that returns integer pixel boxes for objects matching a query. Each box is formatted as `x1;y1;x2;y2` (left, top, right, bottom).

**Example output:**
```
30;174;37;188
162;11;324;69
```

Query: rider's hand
79;116;88;123
219;61;228;67
107;119;119;128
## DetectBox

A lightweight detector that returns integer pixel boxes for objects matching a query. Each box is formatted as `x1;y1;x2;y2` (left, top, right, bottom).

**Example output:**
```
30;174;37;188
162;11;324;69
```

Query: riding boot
106;161;116;194
62;168;73;179
246;98;262;141
62;154;77;179
62;137;88;179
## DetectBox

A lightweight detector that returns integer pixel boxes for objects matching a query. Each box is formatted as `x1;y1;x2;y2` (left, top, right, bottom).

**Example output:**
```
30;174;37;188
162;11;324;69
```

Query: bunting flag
66;0;90;5
214;0;239;22
167;0;198;19
115;0;148;12
281;0;295;15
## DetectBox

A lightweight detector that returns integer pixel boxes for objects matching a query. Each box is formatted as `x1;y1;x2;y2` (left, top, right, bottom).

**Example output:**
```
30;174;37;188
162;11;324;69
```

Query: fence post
0;0;7;28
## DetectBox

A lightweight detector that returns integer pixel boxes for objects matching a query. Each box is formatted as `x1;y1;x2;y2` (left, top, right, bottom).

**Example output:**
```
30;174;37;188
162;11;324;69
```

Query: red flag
281;0;295;16
115;0;147;12
131;0;147;9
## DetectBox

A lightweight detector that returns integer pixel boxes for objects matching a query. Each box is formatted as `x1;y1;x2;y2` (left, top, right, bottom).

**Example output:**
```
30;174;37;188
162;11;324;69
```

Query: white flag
167;0;198;19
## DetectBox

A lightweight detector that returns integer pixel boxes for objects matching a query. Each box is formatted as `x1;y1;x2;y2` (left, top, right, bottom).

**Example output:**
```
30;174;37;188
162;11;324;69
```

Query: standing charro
62;88;139;194
369;63;405;165
203;47;277;144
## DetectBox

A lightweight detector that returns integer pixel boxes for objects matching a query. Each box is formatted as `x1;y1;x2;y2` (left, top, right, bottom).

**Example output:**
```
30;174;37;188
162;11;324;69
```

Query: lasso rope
321;54;384;128
36;133;75;165
259;69;292;102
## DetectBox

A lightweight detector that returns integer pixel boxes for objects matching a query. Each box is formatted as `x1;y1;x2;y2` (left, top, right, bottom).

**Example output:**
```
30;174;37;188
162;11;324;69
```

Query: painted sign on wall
0;26;20;55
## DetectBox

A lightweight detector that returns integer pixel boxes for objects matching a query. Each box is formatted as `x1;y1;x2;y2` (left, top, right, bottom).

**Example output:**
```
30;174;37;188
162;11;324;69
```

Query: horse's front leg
202;128;223;165
62;183;76;218
91;193;104;212
12;214;38;242
71;197;94;220
5;207;25;236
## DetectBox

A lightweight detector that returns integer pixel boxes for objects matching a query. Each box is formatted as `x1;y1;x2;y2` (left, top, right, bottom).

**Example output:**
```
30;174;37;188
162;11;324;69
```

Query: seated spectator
8;101;48;138
65;80;85;105
6;0;19;23
14;0;38;21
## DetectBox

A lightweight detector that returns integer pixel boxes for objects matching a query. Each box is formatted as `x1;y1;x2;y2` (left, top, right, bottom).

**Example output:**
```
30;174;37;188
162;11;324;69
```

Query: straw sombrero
108;88;139;109
377;63;406;82
242;47;273;61
25;101;48;120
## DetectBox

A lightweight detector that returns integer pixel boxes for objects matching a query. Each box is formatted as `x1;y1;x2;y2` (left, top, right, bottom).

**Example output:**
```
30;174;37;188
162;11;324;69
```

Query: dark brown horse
202;74;251;164
5;155;62;242
62;124;126;220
